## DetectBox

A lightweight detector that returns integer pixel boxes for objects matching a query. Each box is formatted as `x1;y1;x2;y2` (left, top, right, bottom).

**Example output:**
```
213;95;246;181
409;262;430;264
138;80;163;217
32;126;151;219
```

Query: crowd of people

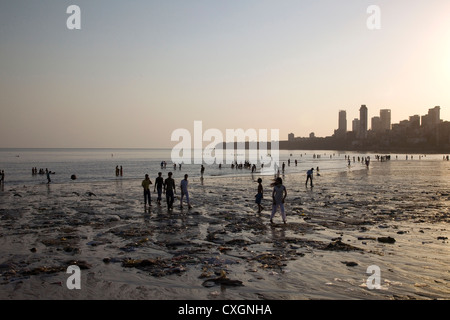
3;151;444;225
138;162;302;225
31;167;54;184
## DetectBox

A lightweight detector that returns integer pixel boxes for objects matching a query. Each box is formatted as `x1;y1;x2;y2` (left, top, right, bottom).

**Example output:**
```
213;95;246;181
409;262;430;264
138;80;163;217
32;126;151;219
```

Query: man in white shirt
180;174;192;209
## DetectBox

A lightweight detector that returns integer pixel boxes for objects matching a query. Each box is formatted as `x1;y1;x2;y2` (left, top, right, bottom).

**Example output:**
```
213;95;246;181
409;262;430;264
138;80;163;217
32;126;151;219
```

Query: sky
1;0;449;148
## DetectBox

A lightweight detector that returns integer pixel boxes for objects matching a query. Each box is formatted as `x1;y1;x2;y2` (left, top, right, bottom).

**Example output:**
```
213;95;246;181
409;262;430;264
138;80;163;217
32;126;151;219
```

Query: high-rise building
288;133;295;141
380;109;391;132
337;110;347;135
409;115;420;128
359;105;368;139
421;106;441;129
428;106;441;127
371;116;381;132
352;118;360;134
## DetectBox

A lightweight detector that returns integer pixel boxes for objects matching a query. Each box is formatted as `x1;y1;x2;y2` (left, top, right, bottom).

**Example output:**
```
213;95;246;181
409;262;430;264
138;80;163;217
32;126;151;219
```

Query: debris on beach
250;253;288;270
120;257;190;277
377;236;396;244
322;240;364;252
201;270;243;287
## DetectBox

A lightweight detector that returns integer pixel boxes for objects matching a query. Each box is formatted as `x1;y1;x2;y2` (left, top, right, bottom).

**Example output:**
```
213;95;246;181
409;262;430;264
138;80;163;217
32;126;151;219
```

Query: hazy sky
1;0;449;148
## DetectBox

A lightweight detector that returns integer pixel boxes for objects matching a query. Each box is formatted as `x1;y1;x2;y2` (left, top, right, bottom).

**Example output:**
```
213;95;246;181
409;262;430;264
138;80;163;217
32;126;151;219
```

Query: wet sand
0;160;449;300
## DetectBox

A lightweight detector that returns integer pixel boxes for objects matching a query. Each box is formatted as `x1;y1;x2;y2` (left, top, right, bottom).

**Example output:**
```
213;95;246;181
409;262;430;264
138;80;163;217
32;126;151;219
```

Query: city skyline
290;104;446;139
1;1;450;148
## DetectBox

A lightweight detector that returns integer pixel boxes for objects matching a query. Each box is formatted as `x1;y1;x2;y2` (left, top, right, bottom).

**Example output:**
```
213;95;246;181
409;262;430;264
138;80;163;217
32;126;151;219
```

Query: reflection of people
305;168;314;187
180;174;192;209
141;174;152;207
164;172;176;210
270;177;287;224
255;178;264;213
154;172;164;206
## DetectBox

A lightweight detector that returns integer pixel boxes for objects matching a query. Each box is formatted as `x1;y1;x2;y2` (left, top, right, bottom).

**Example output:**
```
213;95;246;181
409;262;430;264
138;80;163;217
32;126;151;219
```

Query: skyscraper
338;110;347;135
371;116;381;132
359;105;368;139
380;109;391;132
352;118;360;134
421;106;441;129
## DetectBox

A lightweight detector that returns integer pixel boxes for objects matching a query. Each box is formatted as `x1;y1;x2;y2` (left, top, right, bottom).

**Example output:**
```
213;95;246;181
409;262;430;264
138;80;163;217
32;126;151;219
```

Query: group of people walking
140;165;321;225
141;171;192;211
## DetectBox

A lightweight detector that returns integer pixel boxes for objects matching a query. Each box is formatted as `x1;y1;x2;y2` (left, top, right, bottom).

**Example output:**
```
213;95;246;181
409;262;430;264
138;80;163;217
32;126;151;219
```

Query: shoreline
0;160;449;300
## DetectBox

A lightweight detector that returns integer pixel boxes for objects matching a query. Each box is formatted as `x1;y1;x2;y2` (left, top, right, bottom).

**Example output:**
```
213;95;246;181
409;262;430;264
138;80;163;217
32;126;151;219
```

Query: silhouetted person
305;168;314;187
142;174;152;208
154;172;164;206
164;172;176;210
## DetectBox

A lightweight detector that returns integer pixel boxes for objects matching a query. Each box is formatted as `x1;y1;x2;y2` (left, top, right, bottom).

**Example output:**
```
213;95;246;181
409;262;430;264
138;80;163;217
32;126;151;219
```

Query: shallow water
1;148;445;186
0;158;449;300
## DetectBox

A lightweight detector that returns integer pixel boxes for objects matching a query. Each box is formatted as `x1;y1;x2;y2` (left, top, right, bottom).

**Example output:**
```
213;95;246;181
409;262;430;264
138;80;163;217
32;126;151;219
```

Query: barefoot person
305;168;314;187
255;178;264;213
180;174;192;209
164;172;176;210
270;177;287;224
154;172;164;206
141;174;152;208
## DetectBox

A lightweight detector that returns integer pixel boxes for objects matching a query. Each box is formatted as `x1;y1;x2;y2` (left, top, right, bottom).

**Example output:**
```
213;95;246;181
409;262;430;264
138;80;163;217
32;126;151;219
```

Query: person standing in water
164;172;176;210
46;168;51;184
270;177;287;224
141;174;152;208
200;165;205;178
180;174;192;209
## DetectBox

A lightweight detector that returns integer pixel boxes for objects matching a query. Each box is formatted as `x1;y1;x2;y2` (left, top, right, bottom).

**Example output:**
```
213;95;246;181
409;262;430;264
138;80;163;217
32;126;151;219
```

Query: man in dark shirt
164;172;176;210
154;172;164;206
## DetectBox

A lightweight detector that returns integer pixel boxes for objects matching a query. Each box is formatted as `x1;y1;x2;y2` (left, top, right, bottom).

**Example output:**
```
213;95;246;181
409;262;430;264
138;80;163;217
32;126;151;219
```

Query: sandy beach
0;159;449;300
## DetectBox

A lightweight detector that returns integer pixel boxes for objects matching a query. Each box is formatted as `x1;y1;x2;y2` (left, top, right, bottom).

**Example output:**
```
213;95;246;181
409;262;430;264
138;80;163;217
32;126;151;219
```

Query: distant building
422;106;441;129
309;132;315;139
359;105;368;139
288;133;295;141
409;115;420;128
338;110;347;134
380;109;391;132
421;106;441;145
371;116;381;132
352;118;360;134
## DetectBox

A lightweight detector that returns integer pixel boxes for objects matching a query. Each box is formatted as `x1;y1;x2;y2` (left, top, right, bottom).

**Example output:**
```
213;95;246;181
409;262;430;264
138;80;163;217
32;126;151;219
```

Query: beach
0;159;449;300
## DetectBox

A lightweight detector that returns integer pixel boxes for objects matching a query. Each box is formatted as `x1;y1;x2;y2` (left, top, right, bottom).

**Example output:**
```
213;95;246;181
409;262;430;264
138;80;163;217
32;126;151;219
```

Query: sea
0;148;446;187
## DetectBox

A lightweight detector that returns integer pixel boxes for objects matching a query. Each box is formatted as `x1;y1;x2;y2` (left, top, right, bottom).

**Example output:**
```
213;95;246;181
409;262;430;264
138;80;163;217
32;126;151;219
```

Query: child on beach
255;178;264;213
270;177;287;224
180;174;192;209
154;172;164;206
141;174;152;208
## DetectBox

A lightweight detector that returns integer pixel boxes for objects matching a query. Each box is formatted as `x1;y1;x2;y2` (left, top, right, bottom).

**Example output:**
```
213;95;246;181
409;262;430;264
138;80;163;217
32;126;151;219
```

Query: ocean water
0;148;446;186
